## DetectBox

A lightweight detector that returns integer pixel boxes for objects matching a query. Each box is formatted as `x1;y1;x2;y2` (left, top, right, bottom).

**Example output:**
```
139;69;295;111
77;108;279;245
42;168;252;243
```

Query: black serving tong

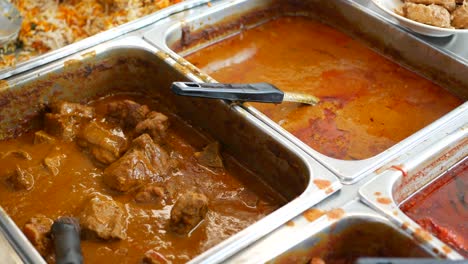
171;82;320;106
51;217;83;264
355;258;468;264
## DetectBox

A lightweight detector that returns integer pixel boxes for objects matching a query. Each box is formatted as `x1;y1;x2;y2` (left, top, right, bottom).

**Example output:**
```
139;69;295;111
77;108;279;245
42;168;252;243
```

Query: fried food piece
403;3;452;28
452;4;468;28
405;0;456;11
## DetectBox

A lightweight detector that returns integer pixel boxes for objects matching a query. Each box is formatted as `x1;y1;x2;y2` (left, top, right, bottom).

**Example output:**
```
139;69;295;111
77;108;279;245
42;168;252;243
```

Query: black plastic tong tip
52;218;83;264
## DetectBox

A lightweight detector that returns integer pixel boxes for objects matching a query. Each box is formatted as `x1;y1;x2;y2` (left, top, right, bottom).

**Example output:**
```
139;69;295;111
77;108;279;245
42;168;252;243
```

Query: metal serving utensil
171;82;320;105
0;0;22;47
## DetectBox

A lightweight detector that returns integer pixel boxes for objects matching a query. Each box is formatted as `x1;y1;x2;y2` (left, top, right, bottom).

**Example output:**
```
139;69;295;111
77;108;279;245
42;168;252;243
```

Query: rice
0;0;181;69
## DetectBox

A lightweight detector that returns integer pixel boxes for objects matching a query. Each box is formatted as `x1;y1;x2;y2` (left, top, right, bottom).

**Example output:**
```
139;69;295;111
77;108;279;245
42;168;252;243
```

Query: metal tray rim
227;199;439;263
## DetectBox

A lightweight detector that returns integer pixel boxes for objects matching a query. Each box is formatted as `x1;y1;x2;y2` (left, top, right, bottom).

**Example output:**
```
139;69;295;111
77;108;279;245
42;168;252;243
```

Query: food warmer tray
143;0;468;184
0;37;340;264
0;0;214;80
0;0;466;262
227;110;467;263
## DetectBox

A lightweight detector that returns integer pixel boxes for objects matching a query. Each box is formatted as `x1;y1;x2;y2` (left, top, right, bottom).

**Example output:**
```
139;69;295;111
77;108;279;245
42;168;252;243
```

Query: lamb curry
0;94;282;263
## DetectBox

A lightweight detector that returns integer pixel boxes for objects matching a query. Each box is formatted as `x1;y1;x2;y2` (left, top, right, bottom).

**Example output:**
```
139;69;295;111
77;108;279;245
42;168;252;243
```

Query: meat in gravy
0;95;280;263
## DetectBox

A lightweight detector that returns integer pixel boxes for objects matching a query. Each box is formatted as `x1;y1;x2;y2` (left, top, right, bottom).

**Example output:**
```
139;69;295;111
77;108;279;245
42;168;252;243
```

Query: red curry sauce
0;94;281;263
185;17;462;160
400;159;468;257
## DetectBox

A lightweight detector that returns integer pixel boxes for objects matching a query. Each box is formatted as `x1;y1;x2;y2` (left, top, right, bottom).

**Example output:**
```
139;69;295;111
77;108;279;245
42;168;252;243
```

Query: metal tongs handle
171;82;284;103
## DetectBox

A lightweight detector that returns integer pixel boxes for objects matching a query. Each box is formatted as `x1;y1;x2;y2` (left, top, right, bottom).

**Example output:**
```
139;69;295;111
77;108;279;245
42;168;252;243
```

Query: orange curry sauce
0;94;281;263
185;17;462;160
401;159;468;257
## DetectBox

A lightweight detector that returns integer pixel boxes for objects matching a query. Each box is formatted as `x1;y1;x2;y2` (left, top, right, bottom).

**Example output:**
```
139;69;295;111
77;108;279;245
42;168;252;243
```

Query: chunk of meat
135;185;165;203
452;4;468;28
44;102;94;142
80;194;127;240
135;111;169;141
405;0;456;11
194;142;223;168
50;101;94;118
43;153;66;176
7;165;35;190
77;121;128;164
142;249;170;264
403;3;452;28
106;100;150;128
103;134;171;192
23;215;53;257
170;192;208;235
44;114;78;141
34;130;56;144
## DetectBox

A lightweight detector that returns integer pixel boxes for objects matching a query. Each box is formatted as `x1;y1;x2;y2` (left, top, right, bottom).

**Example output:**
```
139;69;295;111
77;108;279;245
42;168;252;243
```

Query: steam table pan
143;0;468;184
0;37;340;263
360;111;467;259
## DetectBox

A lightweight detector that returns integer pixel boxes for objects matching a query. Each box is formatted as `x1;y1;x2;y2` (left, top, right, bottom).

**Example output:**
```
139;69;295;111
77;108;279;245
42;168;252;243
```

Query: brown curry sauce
0;94;281;263
185;16;462;160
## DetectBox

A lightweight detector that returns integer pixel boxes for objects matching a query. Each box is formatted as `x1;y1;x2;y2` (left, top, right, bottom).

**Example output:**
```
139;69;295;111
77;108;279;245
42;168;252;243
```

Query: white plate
371;0;468;37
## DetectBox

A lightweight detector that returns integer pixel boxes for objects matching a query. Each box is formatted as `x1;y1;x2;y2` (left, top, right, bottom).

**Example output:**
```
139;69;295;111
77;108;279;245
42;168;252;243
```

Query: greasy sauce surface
270;221;429;264
0;94;281;263
185;17;462;160
401;159;468;257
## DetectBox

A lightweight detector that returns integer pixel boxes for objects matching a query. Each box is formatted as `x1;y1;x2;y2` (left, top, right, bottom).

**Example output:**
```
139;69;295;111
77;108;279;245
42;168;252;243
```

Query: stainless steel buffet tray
142;0;468;183
225;109;467;263
360;111;468;259
0;0;466;262
0;0;213;80
226;200;437;263
0;37;341;264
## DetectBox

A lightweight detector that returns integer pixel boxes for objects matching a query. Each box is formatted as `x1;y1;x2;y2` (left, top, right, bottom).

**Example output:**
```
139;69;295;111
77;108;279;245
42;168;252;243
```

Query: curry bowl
0;37;340;263
143;0;468;183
